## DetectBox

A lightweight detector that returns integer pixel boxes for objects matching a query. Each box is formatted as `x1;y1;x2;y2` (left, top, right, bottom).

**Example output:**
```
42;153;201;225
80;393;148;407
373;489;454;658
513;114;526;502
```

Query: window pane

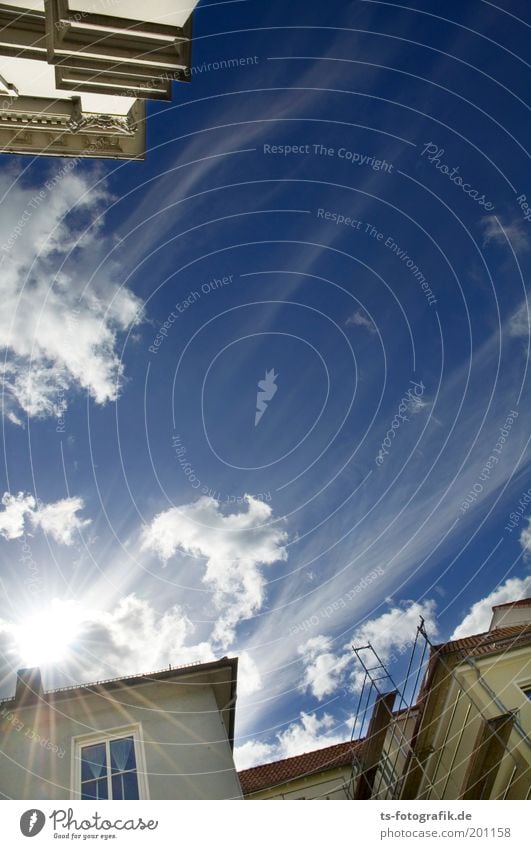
81;777;108;800
111;770;139;800
110;736;136;773
123;770;139;800
81;743;107;781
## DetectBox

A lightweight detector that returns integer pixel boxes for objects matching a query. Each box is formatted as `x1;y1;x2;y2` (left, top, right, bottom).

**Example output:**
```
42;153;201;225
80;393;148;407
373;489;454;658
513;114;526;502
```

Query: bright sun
14;601;80;667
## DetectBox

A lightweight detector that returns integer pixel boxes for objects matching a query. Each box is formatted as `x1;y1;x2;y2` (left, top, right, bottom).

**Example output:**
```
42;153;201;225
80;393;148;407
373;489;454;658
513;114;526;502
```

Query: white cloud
520;518;531;556
481;215;529;252
238;650;262;696
32;497;91;545
0;492;35;540
71;594;214;680
237;602;438;769
0;595;216;686
141;495;288;646
406;394;429;415
234;711;347;770
234;739;277;771
298;635;350;700
351;599;437;659
1;593;265;700
296;600;438;702
0;169;143;423
450;576;531;640
276;712;341;758
295;600;438;705
345;309;376;334
0;491;90;545
348;600;437;689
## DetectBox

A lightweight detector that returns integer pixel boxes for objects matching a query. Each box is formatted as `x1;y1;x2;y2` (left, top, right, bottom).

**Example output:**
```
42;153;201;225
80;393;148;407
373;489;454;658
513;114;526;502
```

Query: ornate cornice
0;109;136;137
0;112;71;129
69;113;136;136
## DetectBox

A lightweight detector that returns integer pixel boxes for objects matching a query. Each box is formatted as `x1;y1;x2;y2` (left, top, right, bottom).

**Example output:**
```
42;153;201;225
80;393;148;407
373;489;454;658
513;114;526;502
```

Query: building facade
355;599;531;800
0;656;242;799
241;599;531;801
0;1;198;158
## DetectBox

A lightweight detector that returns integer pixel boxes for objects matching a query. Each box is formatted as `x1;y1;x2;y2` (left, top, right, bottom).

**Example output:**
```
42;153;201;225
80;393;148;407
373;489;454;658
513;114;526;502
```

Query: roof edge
1;656;238;708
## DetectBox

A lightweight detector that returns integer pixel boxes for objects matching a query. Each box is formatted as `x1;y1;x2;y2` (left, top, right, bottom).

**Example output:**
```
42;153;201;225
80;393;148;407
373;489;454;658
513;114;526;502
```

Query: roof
492;597;531;610
434;624;531;658
1;656;239;747
238;740;362;795
4;656;236;701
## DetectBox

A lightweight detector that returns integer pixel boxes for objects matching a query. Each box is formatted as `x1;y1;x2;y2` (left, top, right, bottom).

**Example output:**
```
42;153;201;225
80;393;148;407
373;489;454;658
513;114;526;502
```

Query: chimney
489;598;531;631
15;667;43;702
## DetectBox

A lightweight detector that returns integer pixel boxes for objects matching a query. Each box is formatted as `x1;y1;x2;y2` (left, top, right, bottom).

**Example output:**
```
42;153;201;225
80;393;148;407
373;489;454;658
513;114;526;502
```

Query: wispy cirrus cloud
480;214;530;252
345;308;376;334
508;300;530;339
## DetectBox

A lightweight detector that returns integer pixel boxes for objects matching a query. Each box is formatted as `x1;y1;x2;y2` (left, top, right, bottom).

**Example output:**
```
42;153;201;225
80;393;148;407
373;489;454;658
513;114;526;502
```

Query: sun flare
13;601;80;667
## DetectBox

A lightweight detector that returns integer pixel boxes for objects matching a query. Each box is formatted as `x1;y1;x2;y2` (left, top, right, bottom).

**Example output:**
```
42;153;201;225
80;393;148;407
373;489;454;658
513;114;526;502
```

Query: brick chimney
489;598;531;631
15;667;43;702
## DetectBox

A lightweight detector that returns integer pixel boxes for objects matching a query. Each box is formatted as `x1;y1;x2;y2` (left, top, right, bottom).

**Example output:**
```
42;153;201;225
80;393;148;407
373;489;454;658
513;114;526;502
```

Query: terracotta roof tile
238;740;362;795
435;624;531;657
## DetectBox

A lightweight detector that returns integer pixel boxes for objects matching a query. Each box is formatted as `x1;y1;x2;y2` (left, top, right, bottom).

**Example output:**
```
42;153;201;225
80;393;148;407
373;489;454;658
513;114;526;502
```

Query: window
81;735;139;800
461;714;514;800
74;726;148;800
523;688;531;701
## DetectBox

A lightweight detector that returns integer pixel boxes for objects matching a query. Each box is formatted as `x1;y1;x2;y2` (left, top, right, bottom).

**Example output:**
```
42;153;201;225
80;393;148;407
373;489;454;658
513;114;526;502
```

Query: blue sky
1;0;531;768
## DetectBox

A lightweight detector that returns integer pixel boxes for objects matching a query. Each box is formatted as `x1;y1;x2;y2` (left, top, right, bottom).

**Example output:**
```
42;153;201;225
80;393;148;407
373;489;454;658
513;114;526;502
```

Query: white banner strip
1;800;528;848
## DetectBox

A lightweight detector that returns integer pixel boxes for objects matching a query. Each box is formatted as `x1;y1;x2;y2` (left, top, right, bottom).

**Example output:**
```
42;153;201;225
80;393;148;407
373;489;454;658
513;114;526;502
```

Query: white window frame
71;723;149;800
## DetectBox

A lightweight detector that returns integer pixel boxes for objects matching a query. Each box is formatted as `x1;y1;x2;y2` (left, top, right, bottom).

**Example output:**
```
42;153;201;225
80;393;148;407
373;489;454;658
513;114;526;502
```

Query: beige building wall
413;646;531;800
245;765;354;800
372;712;417;800
0;676;242;800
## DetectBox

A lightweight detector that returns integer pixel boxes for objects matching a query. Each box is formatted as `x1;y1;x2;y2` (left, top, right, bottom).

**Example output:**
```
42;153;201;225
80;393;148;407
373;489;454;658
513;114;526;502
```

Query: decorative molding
0;108;135;138
69;112;136;136
0;1;191;158
11;130;34;145
0;111;71;129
